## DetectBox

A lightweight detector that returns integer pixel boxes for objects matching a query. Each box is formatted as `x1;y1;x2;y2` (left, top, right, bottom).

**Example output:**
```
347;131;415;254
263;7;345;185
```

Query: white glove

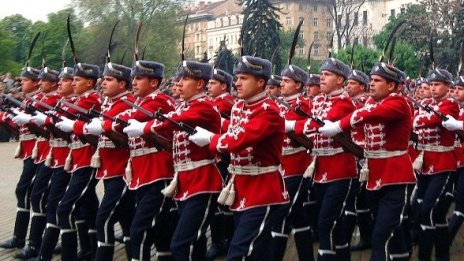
442;115;464;131
12;111;32;125
318;120;342;137
55;116;75;133
85;118;104;136
123;119;146;137
285;120;296;133
30;111;48;126
188;126;214;147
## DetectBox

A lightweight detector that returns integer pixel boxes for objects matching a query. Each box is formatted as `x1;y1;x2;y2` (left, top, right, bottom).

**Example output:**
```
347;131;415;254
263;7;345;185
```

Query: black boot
14;244;39;259
317;250;337;261
435;227;450;261
335;246;350;261
206;212;226;260
36;226;60;260
343;213;357;245
270;235;288;261
76;221;91;261
124;238;132;260
95;245;114;261
418;227;434;261
0;236;25;249
448;213;464;243
1;210;30;249
61;231;78;261
28;215;47;251
294;229;314;261
89;231;97;260
351;211;372;251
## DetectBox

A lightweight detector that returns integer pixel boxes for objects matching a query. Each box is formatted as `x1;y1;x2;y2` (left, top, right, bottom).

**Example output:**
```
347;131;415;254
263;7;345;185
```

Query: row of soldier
1;33;464;261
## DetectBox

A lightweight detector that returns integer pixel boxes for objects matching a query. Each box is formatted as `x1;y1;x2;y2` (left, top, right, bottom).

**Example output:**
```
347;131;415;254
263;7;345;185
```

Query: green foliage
213;38;237;76
333;45;380;74
0;27;21;73
240;0;282;65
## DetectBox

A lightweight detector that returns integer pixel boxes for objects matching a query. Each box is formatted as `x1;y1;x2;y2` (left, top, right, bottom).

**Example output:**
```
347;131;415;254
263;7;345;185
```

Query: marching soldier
55;62;102;261
31;66;76;261
413;68;459;261
117;60;176;261
343;69;373;251
12;66;61;259
266;75;282;97
81;61;135;260
305;74;321;99
0;66;41;250
286;58;357;261
124;60;223;260
271;63;313;261
189;55;290;259
206;68;235;259
318;62;419;260
443;76;464;244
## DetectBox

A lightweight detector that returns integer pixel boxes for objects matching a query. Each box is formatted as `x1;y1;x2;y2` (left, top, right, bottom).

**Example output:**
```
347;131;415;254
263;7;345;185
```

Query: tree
0;27;21;73
237;0;282;62
327;0;366;50
0;15;33;63
213;37;237;76
333;45;380;74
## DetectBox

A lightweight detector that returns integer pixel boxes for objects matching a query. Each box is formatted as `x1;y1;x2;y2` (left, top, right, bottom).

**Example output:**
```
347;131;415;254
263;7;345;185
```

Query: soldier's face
369;75;395;101
207;79;226;98
421;83;431;98
346;80;365;98
235;73;265;99
21;77;39;93
177;76;204;100
266;85;281;97
132;76;158;97
429;81;449;99
320;70;344;94
455;86;464;101
280;76;301;97
306;85;320;98
101;76;126;98
58;78;73;96
39;79;57;93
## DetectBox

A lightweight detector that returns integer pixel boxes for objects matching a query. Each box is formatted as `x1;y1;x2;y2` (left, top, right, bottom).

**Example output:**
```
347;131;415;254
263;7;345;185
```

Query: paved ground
0;141;463;260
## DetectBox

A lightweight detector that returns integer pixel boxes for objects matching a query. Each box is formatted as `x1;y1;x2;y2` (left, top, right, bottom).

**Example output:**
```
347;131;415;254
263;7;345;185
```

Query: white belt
228;165;280;175
282;146;306;156
49;139;68;148
130;147;159;157
70;140;89;149
98;140;116;149
19;134;36;141
313;147;344;156
174;159;215;172
364;150;407;159
417;144;454;152
36;137;47;142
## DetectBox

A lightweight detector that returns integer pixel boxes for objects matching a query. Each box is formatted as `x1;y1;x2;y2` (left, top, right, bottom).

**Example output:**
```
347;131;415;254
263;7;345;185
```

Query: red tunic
339;93;416;190
69;90;102;172
294;89;358;183
277;93;312;178
116;91;176;189
351;93;368;148
144;93;222;201
209;92;289;211
413;97;459;174
32;91;61;164
75;91;133;179
457;106;464;168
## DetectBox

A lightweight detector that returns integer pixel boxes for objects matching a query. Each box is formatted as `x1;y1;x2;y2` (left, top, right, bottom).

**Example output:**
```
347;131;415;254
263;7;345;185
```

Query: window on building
314;45;320;55
390;9;395;17
314;31;319;40
300;31;304;39
299;47;304;55
354;12;358;26
313;17;318;26
286;17;292;25
327;18;332;27
327;32;332;41
196;34;200;42
313;5;318;12
195;46;200;55
363;11;368;25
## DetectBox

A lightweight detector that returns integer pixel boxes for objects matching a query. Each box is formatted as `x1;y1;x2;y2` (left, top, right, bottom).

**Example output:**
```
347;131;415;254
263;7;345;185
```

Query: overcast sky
0;0;72;22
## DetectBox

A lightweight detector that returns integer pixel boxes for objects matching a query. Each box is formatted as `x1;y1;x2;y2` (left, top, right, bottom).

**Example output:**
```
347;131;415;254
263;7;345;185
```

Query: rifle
154;108;196;135
2;95;50;139
120;98;173;150
24;96;72;142
294;105;365;159
405;95;464;140
268;95;314;151
59;99;128;148
0;104;20;136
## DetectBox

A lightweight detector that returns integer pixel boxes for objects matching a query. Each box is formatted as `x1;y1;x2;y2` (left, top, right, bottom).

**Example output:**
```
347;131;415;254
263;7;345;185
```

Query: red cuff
209;134;221;153
73;120;86;135
339;116;351;131
143;120;154;135
102;120;113;133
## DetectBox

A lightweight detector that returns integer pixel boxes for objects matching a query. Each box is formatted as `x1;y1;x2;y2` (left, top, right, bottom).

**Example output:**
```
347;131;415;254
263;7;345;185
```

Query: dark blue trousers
367;185;409;261
171;193;217;261
131;180;174;261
